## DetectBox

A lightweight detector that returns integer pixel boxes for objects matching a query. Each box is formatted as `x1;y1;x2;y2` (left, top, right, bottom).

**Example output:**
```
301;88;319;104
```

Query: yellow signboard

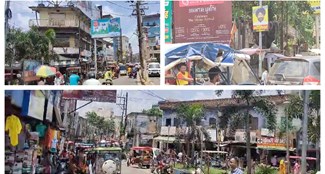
252;5;269;32
308;0;320;14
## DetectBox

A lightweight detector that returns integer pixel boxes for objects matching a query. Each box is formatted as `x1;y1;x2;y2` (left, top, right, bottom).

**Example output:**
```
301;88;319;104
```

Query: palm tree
176;103;210;168
216;90;278;174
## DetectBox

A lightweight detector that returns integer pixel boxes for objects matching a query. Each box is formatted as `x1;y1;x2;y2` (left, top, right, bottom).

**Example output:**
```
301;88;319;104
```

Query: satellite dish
102;160;116;174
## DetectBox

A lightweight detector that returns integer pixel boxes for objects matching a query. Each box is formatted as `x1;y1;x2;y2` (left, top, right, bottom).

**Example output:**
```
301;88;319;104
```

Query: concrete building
113;36;130;63
154;95;301;151
126;112;161;147
142;13;160;62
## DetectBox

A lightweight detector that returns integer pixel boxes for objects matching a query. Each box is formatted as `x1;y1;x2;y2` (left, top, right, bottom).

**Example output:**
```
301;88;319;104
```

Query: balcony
29;19;90;34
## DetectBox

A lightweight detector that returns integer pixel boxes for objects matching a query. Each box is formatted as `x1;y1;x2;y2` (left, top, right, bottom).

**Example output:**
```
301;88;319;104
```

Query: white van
148;62;160;77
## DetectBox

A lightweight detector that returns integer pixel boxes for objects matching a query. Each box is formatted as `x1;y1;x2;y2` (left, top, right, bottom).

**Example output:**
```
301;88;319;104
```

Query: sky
9;0;160;53
76;90;281;118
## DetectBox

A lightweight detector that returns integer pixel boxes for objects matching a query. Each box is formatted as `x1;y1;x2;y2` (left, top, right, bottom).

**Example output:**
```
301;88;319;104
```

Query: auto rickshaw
85;147;122;174
127;147;160;169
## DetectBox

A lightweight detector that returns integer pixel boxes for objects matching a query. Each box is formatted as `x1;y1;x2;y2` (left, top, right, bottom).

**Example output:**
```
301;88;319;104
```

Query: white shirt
261;70;268;85
82;79;102;85
54;77;63;85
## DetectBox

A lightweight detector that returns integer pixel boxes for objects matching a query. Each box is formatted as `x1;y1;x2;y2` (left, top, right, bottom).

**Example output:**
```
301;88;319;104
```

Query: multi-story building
143;13;160;62
29;2;108;73
113;36;130;63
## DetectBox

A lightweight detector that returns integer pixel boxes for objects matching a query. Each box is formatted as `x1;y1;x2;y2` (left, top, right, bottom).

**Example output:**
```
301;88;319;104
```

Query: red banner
62;90;117;103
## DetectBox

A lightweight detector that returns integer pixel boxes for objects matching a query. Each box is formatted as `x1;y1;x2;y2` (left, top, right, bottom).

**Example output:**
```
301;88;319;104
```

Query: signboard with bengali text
62;90;117;103
173;1;232;43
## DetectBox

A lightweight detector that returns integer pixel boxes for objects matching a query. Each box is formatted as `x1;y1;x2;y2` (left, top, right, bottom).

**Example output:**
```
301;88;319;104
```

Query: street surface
121;160;151;174
113;75;160;85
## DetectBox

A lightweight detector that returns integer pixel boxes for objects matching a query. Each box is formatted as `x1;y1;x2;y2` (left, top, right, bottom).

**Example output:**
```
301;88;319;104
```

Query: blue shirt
69;74;80;85
231;168;244;174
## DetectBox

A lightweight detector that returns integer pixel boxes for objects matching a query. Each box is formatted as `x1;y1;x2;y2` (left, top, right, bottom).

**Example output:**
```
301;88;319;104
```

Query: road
121;160;151;174
113;75;160;85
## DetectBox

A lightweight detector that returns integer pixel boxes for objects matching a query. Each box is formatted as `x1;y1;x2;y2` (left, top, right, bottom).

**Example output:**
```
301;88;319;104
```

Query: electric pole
130;0;149;85
117;92;128;140
119;28;123;64
301;90;310;174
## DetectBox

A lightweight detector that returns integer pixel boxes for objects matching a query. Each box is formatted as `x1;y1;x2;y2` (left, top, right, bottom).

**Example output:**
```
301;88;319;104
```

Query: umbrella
35;65;56;78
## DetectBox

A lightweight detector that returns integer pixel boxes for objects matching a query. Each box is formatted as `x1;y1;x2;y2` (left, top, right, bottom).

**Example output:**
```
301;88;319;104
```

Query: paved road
121;160;151;174
113;75;160;85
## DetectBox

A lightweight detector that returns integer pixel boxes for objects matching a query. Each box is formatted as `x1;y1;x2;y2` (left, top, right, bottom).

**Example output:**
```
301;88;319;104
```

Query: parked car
148;62;160;77
267;56;320;85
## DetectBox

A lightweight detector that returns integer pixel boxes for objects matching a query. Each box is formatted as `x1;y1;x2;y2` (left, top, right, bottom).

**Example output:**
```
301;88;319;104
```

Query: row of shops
5;91;66;174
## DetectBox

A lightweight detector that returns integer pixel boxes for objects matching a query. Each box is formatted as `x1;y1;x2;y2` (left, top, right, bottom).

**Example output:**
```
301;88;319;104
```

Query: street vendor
176;63;193;85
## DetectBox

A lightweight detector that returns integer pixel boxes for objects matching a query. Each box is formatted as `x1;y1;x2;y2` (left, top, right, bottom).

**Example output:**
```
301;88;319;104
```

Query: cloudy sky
9;0;160;53
76;90;281;117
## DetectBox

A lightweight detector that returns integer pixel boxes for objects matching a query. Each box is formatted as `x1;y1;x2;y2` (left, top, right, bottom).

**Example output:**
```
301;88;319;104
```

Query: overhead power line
107;1;133;10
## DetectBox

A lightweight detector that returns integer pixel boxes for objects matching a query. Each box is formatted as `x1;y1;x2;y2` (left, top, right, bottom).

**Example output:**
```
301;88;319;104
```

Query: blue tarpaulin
165;42;239;66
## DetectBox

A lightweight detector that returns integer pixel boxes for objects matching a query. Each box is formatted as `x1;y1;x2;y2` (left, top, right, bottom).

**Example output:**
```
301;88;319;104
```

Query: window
166;118;171;126
209;118;216;126
174;118;180;127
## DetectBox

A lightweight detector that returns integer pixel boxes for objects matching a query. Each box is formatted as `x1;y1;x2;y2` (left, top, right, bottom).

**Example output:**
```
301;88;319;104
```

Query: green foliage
176;103;204;126
143;107;163;117
86;111;115;135
255;164;277;174
5;27;57;64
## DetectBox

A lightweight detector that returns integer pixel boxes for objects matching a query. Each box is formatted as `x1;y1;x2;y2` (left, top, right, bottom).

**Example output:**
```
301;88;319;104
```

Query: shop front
5;90;66;174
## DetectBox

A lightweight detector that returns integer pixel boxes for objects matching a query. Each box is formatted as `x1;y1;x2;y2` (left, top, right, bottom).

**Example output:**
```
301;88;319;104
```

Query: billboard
165;0;173;43
252;6;269;32
62;90;117;103
308;0;320;14
173;1;232;44
91;18;121;38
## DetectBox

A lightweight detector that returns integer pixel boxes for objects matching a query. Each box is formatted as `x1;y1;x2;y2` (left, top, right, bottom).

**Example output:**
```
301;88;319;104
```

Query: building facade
142;13;160;62
113;36;130;63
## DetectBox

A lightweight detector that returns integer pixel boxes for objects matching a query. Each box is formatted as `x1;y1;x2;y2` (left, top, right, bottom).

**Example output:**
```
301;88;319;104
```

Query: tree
285;90;320;170
86;111;116;138
176;103;210;168
5;27;58;64
216;90;278;174
143;107;163;117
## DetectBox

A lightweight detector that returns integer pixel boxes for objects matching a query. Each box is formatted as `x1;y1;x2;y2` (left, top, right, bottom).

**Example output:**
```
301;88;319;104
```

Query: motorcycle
129;71;137;79
56;158;69;174
152;161;173;174
102;78;113;85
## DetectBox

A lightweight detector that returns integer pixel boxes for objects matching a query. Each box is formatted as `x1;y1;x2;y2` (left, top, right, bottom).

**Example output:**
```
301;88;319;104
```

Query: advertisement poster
22;90;45;121
173;1;232;43
62;90;117;103
91;18;121;38
165;0;173;43
252;5;269;32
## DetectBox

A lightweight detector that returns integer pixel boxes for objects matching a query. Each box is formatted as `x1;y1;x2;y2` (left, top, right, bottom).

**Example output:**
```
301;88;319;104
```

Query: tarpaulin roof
165;42;241;66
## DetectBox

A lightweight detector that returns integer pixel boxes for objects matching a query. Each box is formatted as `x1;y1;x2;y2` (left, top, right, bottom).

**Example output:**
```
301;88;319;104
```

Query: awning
153;136;177;143
50;60;80;67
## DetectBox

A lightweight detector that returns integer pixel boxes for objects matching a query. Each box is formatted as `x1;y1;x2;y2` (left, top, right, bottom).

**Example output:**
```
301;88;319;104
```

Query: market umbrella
34;65;56;78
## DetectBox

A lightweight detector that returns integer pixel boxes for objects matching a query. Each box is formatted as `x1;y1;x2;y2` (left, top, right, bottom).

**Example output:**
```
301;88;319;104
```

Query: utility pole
117;92;128;140
131;0;149;85
258;0;263;77
94;39;97;75
5;0;11;42
301;90;310;174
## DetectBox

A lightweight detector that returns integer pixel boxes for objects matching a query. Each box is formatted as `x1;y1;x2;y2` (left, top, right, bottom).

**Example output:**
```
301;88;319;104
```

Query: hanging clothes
36;123;47;138
5;115;22;146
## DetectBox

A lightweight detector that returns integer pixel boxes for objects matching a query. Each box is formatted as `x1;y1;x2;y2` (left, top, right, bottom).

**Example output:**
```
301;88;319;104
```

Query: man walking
229;157;244;174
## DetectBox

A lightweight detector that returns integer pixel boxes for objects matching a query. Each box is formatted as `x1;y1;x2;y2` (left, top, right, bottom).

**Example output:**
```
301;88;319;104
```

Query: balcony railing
29;19;90;34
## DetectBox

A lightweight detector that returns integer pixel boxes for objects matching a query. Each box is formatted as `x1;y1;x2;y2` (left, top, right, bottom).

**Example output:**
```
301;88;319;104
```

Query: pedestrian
203;66;222;85
278;159;286;174
54;72;64;85
69;72;80;85
176;63;194;85
38;77;46;85
271;155;277;167
293;160;301;174
228;157;244;174
261;68;268;85
83;72;101;85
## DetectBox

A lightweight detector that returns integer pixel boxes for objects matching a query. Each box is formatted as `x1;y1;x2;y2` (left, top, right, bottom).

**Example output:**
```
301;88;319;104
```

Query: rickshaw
165;42;260;85
127;146;160;169
85;147;122;174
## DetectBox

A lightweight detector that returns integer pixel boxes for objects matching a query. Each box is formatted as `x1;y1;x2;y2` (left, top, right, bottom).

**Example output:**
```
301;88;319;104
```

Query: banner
165;0;173;43
173;1;232;43
62;90;117;103
252;6;269;32
22;90;45;120
91;18;121;38
308;0;320;14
